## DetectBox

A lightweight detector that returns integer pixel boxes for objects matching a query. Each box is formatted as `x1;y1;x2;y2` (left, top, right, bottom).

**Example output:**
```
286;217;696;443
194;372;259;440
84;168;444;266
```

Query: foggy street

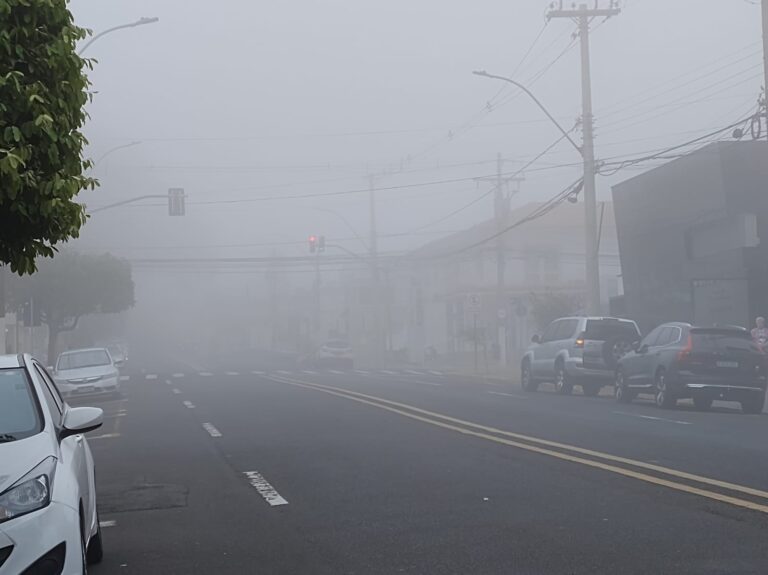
81;354;768;575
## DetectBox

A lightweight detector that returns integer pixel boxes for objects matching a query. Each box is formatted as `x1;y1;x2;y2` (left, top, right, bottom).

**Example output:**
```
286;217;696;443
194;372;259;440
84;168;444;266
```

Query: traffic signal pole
547;1;620;315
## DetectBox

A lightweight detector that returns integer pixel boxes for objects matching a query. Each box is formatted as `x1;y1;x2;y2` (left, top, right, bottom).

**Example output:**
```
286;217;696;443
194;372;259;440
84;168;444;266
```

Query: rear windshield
324;341;350;349
57;349;111;370
691;329;756;352
584;320;640;342
0;368;42;442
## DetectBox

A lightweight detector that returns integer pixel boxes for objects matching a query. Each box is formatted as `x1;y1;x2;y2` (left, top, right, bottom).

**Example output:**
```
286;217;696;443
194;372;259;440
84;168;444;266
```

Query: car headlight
0;457;56;524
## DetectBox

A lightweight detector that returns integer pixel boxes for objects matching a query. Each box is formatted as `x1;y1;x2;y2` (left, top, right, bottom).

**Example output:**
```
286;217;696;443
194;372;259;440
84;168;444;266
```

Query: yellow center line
269;375;768;514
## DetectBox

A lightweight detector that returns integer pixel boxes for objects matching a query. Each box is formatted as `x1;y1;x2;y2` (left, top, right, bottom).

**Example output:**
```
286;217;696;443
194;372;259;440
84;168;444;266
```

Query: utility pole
548;1;620;315
762;0;768;142
368;174;383;366
475;154;523;367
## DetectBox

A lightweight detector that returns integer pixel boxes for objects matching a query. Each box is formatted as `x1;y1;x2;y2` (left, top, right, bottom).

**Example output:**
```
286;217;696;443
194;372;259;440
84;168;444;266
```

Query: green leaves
0;0;98;275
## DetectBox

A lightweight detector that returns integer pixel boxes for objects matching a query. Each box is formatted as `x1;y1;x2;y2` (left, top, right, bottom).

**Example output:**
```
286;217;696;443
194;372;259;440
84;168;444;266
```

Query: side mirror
61;407;103;439
531;335;541;344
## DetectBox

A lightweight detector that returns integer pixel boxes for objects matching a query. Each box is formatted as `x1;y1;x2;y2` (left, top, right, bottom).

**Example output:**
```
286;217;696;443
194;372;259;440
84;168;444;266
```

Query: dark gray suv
521;316;641;396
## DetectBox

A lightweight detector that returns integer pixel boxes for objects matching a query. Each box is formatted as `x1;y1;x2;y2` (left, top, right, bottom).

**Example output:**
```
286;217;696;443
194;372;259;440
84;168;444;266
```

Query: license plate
716;361;739;369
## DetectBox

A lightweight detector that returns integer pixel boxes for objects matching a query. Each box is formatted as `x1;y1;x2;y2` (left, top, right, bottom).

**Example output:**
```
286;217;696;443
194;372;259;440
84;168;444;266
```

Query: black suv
615;323;767;413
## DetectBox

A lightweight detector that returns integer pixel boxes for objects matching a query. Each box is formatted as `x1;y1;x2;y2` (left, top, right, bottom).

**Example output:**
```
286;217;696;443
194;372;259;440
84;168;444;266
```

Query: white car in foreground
55;348;121;399
0;354;104;574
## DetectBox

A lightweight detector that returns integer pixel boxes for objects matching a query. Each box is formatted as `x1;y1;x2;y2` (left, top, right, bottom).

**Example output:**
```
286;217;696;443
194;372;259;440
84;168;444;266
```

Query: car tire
554;363;573;395
741;392;765;415
87;511;104;565
521;362;538;392
582;383;600;397
654;369;676;409
615;369;634;404
693;395;713;411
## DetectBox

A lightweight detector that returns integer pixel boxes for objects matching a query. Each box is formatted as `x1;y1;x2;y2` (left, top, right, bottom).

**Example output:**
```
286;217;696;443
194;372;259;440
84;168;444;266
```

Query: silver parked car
521;316;641;396
54;348;122;399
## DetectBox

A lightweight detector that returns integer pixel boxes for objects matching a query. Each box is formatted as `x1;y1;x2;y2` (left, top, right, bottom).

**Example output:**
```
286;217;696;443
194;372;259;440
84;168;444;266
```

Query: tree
0;0;97;275
9;252;134;362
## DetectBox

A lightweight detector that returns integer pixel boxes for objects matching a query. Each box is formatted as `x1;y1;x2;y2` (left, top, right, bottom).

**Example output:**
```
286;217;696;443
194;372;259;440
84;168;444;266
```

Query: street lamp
473;69;601;314
95;141;141;166
78;17;160;56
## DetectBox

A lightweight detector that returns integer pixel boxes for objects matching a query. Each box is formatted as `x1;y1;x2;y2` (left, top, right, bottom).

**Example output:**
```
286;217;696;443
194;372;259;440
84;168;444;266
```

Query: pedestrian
751;317;768;351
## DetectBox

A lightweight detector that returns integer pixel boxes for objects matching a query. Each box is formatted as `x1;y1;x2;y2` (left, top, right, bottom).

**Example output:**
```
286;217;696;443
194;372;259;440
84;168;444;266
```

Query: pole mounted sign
168;188;186;216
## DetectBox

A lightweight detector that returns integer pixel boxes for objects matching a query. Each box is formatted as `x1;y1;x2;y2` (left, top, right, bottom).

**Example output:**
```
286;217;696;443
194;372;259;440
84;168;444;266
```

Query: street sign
168;188;186;216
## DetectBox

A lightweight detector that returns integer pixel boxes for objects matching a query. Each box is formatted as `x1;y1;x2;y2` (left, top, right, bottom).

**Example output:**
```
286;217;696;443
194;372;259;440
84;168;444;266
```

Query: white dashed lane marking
252;370;266;375
202;422;222;437
329;370;345;375
199;372;213;377
145;374;158;381
183;400;195;409
243;471;289;506
225;371;240;376
99;520;117;528
613;411;692;425
487;391;528;399
172;388;182;395
172;373;185;379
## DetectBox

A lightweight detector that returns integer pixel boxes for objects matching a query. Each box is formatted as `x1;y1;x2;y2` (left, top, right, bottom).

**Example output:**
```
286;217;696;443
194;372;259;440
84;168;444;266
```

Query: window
584;319;641;342
555;319;579;341
56;349;112;371
540;320;561;343
0;368;43;441
641;326;664;347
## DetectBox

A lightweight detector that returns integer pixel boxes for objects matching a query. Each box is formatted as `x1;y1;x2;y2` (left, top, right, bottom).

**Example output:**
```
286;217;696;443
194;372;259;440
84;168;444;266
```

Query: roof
0;354;23;369
413;200;615;259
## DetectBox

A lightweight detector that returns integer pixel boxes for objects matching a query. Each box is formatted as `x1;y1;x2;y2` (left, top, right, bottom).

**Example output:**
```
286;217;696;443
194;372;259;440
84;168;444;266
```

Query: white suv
0;354;104;574
521;317;641;396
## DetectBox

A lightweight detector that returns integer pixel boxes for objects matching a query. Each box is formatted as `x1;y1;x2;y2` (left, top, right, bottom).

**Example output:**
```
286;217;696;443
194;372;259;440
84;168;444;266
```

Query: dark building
612;141;768;333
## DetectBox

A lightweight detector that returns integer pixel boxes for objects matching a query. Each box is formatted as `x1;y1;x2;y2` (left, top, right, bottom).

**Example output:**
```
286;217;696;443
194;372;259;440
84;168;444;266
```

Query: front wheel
521;362;538;392
655;370;676;409
554;364;573;395
615;370;634;404
741;392;765;414
86;511;104;565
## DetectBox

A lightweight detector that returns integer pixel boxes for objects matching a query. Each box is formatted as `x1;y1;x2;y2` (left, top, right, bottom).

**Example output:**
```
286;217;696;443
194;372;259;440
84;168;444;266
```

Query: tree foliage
0;0;97;275
9;252;134;361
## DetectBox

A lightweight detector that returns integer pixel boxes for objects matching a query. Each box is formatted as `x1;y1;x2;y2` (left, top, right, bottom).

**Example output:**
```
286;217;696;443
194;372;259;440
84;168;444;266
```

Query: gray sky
70;0;763;260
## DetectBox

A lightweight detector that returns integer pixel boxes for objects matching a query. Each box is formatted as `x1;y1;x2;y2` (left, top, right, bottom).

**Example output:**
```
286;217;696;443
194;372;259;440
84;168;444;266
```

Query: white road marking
202;422;222;437
405;370;423;375
252;370;266;375
172;373;185;378
410;380;442;387
429;370;443;376
613;411;692;425
277;370;291;375
381;370;397;375
329;370;345;375
119;375;129;382
355;370;370;375
90;433;120;440
302;370;317;375
243;471;289;506
199;372;213;377
183;400;195;409
165;380;172;386
104;412;128;419
225;371;240;376
99;520;117;528
172;388;182;395
487;391;528;399
145;374;158;380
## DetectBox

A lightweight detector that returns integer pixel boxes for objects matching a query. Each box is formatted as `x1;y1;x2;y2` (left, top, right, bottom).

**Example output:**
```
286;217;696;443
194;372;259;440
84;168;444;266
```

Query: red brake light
677;335;693;361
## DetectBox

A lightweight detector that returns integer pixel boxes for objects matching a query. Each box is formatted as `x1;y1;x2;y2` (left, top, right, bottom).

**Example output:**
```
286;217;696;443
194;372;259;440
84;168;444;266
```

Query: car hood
55;365;116;381
0;433;54;493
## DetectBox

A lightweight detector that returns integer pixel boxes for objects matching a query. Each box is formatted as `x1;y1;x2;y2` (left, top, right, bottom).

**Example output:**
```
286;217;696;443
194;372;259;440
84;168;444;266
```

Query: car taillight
677;335;693;362
575;332;585;348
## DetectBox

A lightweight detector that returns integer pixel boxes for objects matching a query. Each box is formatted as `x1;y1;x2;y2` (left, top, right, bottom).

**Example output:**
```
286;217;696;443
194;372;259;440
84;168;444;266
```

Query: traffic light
168;188;186;216
309;235;318;253
318;236;326;252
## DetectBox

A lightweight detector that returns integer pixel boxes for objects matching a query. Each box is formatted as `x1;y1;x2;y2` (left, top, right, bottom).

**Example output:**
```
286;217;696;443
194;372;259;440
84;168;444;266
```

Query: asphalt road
75;361;768;574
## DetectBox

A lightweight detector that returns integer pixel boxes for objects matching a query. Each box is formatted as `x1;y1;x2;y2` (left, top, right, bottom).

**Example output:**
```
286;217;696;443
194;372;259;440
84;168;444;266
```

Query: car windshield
691;329;756;352
584;320;640;341
0;369;42;442
57;350;111;371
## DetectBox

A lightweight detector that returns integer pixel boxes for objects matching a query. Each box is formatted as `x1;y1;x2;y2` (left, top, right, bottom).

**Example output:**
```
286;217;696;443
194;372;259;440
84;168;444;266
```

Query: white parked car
55;348;121;399
316;340;354;368
0;354;104;574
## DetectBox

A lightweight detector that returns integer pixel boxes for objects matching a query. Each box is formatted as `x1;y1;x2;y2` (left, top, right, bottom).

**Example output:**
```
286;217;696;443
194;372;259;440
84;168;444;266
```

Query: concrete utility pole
368;174;383;365
763;0;768;142
548;1;620;315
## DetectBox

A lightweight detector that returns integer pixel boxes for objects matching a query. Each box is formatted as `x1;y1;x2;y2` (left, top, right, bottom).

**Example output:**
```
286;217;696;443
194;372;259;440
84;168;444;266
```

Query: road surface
79;360;768;574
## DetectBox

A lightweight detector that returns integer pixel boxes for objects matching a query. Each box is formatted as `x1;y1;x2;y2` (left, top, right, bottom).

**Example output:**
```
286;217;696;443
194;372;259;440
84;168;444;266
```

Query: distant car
54;348;121;399
615;323;767;413
0;353;104;574
521;316;641;396
316;340;354;368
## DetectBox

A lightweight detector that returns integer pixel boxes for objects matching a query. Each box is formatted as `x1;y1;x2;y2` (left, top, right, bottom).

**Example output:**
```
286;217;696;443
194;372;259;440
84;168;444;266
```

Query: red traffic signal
309;235;318;253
